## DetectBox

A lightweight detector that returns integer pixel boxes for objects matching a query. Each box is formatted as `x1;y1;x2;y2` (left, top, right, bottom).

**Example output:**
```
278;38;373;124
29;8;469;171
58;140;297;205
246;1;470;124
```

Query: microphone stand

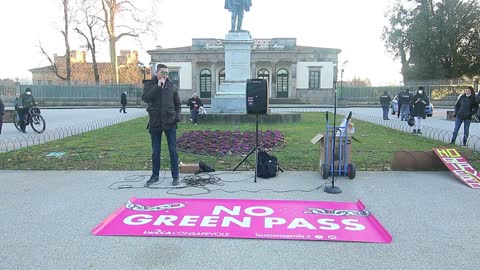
324;77;342;194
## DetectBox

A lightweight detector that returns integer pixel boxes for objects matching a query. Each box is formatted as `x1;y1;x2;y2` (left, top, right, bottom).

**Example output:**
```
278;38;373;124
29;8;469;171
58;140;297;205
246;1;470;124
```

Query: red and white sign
433;148;480;189
92;198;392;243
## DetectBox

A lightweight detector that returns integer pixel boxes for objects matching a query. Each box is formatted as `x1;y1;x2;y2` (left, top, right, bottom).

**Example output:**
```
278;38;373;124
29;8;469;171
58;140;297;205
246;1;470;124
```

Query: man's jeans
381;105;389;120
191;109;199;124
452;118;471;144
400;104;410;120
150;128;179;178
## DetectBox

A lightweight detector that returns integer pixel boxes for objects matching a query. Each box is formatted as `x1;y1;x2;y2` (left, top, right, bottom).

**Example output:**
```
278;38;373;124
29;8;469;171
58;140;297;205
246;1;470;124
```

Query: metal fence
0;82;143;105
340;79;478;105
2;78;478;106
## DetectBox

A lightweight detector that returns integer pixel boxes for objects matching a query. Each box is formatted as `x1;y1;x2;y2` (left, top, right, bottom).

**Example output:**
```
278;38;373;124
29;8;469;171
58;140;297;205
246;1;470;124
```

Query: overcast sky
0;0;401;86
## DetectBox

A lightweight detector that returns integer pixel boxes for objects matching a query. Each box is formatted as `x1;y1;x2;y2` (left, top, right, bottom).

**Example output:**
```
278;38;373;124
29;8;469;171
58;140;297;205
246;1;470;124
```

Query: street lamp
339;61;348;100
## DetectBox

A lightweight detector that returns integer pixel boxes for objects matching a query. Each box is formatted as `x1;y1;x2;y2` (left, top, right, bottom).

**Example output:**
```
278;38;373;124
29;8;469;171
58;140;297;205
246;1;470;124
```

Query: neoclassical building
148;38;341;104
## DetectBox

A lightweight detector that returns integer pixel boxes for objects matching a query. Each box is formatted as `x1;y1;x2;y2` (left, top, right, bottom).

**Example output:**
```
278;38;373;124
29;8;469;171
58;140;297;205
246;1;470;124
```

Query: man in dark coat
0;96;4;135
398;88;413;121
379;91;391;120
120;91;127;113
142;64;182;186
451;86;478;146
411;87;429;134
225;0;252;31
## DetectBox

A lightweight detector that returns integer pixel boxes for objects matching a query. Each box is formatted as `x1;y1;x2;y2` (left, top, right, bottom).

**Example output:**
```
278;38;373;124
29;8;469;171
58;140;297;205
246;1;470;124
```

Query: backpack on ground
407;114;415;127
257;150;279;178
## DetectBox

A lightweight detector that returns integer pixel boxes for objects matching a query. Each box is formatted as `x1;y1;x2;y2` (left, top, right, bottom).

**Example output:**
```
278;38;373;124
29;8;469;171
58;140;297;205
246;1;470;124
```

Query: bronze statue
224;0;252;32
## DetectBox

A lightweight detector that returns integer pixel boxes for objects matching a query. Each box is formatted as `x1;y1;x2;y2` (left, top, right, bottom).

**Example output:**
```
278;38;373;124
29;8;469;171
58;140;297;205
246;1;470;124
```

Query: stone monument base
210;82;246;114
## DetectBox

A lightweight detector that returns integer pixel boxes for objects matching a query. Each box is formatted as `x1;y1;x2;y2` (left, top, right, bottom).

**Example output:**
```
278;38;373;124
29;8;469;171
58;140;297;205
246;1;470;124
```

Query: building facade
148;38;341;104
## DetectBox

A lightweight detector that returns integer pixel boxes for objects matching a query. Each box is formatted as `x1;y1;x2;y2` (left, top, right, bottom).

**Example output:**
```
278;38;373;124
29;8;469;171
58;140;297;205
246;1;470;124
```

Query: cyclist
17;88;38;133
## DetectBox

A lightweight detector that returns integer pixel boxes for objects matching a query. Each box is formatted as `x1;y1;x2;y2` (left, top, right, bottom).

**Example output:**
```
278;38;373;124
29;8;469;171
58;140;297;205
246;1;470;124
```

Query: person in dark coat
379;91;391;120
0;96;4;135
18;88;37;133
398;88;413;121
142;64;182;187
120;91;127;113
187;93;203;125
451;86;478;146
411;87;429;134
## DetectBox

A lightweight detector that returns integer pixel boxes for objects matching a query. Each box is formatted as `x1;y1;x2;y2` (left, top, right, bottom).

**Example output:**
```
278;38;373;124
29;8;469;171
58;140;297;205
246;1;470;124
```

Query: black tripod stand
233;114;261;182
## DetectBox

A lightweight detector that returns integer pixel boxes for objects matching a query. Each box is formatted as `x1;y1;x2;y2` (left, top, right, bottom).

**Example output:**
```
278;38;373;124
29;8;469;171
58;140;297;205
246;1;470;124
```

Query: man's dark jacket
0;97;4;116
455;94;478;120
142;78;181;132
398;90;412;106
379;93;391;106
411;93;429;118
187;97;203;111
120;93;127;105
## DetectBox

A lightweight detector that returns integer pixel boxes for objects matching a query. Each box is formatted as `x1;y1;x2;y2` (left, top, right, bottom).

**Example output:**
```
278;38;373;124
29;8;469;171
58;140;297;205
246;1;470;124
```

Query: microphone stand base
324;186;342;194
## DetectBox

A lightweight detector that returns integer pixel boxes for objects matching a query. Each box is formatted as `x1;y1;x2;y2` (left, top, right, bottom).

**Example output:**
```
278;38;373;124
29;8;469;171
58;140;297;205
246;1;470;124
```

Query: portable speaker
246;79;268;114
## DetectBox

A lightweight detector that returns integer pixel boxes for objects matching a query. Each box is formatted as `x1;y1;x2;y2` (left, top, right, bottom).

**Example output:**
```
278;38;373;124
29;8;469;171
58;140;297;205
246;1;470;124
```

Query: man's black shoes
172;178;180;186
145;176;180;187
145;175;159;187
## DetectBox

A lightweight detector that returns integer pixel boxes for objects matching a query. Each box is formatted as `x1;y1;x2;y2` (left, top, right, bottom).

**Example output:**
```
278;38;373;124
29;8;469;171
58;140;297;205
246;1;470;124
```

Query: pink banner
433;148;480;189
92;198;392;243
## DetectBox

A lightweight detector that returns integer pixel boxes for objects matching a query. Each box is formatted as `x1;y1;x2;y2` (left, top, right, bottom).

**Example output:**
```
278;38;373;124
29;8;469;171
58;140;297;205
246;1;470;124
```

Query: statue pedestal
211;31;253;114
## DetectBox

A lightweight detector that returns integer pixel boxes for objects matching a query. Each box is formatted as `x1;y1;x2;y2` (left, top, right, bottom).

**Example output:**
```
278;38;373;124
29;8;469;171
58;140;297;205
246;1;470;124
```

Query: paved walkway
1;170;479;270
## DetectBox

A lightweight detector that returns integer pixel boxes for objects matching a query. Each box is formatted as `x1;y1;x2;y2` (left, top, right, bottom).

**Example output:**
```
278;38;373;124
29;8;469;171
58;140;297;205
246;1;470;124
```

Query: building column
290;63;297;98
271;62;277;98
251;62;257;79
211;63;217;97
191;61;198;96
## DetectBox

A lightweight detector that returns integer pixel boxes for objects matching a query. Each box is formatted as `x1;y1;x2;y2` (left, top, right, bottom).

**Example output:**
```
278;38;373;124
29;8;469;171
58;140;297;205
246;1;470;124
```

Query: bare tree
74;0;104;85
100;0;159;84
39;0;72;85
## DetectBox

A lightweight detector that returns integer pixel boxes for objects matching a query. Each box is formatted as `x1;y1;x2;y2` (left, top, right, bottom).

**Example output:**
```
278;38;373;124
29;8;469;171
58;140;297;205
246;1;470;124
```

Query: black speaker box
246;79;268;114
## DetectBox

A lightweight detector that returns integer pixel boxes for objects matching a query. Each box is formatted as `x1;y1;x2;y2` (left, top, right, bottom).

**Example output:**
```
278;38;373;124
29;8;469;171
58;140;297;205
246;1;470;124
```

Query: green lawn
1;112;477;170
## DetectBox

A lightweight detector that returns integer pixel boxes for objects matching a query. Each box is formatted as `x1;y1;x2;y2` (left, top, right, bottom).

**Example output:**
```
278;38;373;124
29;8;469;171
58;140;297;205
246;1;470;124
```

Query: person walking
120;91;127;113
411;87;429;134
142;64;182;187
379;91;391;120
0;96;4;135
187;93;203;125
450;86;478;146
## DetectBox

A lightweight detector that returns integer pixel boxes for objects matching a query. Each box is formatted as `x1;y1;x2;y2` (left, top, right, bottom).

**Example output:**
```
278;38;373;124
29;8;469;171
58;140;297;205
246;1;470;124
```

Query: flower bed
177;130;286;156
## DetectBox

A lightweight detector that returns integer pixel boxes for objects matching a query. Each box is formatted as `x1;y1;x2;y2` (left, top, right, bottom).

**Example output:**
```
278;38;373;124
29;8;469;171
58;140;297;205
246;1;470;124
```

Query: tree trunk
399;42;409;82
91;41;100;85
63;0;71;85
109;37;118;84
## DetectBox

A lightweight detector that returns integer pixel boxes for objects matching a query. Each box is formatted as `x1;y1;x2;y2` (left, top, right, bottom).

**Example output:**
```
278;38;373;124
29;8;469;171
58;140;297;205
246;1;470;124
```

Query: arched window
219;69;225;85
276;69;289;98
257;69;269;86
200;69;212;98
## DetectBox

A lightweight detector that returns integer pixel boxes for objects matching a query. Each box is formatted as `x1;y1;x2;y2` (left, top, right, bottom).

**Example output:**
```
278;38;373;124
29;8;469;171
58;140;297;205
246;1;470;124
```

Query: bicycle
13;106;46;134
